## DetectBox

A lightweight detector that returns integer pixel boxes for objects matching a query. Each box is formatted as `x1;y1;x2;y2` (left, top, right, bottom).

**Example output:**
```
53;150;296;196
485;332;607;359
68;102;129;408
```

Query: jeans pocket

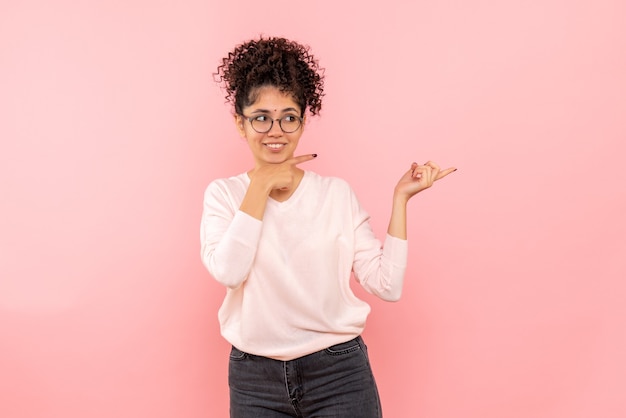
229;346;247;361
324;338;361;356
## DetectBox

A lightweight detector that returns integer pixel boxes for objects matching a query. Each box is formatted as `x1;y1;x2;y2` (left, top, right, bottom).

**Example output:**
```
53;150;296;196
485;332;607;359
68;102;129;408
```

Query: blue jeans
228;336;383;417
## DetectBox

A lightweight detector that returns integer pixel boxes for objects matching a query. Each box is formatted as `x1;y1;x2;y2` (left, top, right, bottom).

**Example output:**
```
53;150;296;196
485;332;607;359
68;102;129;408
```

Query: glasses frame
241;114;304;134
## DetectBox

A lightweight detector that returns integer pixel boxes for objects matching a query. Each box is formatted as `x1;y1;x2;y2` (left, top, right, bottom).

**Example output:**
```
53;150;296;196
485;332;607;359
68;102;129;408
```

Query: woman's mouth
264;143;286;151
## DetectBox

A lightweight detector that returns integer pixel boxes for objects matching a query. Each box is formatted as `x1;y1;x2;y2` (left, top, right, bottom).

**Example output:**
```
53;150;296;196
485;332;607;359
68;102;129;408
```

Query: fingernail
312;154;318;158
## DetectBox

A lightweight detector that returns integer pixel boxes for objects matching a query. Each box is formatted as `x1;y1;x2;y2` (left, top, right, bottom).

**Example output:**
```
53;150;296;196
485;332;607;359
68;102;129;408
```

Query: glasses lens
250;117;272;133
279;116;301;133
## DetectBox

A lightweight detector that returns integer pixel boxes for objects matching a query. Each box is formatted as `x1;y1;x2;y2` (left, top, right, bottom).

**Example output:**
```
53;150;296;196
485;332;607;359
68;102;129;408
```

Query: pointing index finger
289;153;318;166
435;167;457;180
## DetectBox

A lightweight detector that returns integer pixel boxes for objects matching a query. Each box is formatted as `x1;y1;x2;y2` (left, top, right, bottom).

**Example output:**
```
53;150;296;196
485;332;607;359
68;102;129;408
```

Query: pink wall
2;1;625;417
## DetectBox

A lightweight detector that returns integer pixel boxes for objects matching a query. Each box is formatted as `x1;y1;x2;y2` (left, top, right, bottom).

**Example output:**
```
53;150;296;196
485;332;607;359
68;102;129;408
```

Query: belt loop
355;335;364;348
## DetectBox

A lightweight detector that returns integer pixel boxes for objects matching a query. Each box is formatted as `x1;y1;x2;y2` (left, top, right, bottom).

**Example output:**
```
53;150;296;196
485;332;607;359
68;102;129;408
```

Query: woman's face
235;86;305;168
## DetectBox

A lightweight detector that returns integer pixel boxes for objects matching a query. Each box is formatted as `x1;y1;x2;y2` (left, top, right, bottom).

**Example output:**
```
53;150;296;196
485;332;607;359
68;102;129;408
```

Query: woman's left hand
394;161;456;201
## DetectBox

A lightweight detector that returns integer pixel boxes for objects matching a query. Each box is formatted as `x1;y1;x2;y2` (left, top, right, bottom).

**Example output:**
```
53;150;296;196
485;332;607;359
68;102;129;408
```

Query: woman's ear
301;115;307;132
234;114;246;138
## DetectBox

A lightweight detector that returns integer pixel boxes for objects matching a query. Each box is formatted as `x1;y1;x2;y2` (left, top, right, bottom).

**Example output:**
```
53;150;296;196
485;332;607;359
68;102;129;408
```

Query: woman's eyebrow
249;107;299;114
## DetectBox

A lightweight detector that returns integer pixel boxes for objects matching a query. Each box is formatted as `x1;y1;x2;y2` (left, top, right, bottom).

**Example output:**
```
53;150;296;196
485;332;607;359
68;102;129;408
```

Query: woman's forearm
239;178;272;220
387;194;409;240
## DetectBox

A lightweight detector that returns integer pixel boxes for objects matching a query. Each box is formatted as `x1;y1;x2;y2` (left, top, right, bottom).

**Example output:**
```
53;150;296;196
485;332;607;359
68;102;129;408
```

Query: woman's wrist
392;189;410;206
249;175;274;196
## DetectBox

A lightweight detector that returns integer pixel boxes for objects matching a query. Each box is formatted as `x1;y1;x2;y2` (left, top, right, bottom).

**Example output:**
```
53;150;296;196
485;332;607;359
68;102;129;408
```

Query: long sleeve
350;189;408;301
200;179;263;289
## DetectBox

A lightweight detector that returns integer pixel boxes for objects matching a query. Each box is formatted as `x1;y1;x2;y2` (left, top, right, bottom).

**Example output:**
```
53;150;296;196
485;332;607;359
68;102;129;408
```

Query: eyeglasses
242;114;303;133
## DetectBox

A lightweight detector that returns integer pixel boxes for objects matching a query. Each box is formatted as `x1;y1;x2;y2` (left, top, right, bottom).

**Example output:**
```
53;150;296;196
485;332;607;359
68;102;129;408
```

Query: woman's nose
267;119;283;136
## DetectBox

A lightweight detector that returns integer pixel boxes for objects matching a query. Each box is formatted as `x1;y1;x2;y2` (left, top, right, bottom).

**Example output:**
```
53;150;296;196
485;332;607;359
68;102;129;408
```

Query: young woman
201;36;455;417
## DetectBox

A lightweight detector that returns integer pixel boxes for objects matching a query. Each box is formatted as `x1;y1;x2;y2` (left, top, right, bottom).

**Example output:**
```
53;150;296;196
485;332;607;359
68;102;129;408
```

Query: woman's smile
264;142;287;151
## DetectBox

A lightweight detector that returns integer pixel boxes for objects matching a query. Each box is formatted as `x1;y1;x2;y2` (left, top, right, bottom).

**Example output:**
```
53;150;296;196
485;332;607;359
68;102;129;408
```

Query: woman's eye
283;115;297;122
254;115;268;122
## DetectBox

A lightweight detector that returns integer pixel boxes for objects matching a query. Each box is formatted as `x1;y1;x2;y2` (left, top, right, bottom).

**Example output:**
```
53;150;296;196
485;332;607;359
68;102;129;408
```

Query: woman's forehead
246;86;301;112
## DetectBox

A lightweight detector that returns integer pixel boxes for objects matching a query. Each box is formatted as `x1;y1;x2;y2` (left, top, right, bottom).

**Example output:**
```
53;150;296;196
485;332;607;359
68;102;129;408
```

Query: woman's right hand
241;154;317;219
250;154;317;193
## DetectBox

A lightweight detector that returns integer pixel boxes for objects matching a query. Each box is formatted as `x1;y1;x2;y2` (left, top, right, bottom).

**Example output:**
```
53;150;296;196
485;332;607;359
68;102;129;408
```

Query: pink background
2;1;625;417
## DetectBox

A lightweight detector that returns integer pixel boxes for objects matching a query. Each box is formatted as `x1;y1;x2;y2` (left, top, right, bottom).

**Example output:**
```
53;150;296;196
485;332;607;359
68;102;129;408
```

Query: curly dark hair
215;36;324;116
